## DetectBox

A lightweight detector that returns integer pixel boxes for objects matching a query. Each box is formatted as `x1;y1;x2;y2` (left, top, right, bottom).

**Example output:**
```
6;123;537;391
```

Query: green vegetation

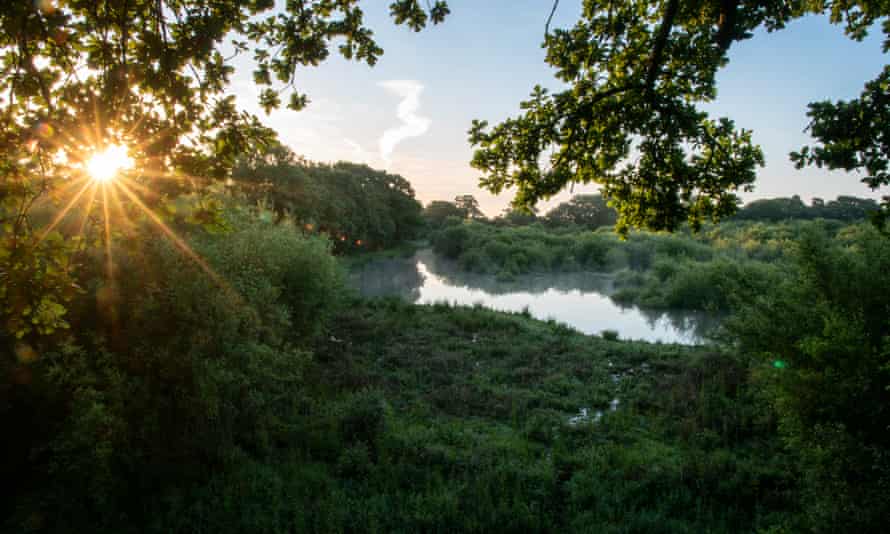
3;279;794;531
429;207;890;321
233;148;424;252
542;194;617;229
733;195;880;223
429;216;869;312
3;206;344;530
726;225;890;530
3;196;890;532
3;1;889;531
470;0;890;230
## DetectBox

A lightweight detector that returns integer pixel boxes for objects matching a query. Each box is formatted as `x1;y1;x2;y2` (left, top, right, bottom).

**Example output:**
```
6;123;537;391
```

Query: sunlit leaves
390;0;450;31
1;230;81;339
0;0;449;340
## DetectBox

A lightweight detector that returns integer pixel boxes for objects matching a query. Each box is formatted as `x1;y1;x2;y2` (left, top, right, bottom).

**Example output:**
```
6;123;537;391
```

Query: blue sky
229;1;887;216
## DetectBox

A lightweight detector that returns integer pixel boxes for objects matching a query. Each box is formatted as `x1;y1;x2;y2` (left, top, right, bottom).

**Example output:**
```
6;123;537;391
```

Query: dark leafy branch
470;0;889;233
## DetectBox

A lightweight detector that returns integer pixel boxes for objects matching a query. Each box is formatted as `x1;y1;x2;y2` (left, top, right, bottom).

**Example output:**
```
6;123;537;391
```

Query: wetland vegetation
4;1;890;532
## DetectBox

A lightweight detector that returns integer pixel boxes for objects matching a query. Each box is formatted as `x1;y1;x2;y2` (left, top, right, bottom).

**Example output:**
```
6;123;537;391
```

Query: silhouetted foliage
423;200;466;227
0;0;448;344
495;206;539;227
470;0;890;232
454;194;486;220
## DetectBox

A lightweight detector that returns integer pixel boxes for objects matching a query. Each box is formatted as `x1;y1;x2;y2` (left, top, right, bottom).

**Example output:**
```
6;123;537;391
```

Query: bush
338;389;390;455
600;329;620;341
575;235;611;268
14;215;343;530
433;224;471;258
727;227;890;531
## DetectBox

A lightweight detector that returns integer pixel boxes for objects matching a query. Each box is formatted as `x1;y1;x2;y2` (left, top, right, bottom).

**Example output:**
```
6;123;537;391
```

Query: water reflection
350;249;718;344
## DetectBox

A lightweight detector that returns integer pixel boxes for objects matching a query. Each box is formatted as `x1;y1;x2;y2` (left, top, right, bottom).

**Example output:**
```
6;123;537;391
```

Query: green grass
253;298;793;533
57;297;789;533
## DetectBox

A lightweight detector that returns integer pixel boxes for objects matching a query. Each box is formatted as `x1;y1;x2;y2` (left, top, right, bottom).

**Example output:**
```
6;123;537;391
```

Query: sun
86;144;133;183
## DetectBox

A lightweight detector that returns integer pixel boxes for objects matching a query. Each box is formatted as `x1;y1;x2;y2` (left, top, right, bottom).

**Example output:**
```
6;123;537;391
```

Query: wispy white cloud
343;137;376;165
378;80;431;167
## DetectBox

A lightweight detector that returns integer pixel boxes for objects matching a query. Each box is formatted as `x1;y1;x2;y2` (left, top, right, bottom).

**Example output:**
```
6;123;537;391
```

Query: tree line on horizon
422;192;881;231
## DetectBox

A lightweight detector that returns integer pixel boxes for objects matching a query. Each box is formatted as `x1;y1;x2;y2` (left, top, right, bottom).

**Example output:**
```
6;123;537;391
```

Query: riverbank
428;219;865;313
349;248;719;343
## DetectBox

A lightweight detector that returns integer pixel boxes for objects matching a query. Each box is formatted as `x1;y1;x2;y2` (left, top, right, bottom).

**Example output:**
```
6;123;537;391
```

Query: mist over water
351;249;718;345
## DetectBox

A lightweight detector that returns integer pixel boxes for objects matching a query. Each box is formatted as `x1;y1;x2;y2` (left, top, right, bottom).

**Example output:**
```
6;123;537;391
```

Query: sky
228;1;888;217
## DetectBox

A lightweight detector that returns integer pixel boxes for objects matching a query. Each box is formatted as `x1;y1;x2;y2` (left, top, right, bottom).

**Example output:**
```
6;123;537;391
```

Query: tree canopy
422;200;466;226
1;0;448;186
453;194;485;220
545;194;617;229
233;148;424;251
733;194;879;222
469;0;889;233
0;0;448;339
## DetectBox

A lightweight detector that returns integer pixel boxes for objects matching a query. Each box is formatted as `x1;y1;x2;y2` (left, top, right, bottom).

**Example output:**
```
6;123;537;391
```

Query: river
350;249;718;345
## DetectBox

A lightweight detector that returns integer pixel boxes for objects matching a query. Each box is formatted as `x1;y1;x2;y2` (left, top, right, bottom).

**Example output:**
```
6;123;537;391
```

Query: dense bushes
613;257;781;311
431;222;618;277
4;189;887;532
727;226;890;531
3;212;343;530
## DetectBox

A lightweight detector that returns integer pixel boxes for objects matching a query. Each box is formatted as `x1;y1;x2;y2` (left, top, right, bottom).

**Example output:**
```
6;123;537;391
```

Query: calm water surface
351;249;717;345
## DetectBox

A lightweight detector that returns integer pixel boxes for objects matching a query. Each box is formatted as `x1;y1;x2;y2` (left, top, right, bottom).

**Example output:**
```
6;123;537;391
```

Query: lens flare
86;144;133;183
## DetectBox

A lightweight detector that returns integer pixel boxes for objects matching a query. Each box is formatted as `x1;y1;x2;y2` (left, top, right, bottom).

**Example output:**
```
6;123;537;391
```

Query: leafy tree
0;0;449;339
820;194;881;221
454;194;485;220
544;194;617;229
233;151;424;251
496;206;538;226
422;200;465;226
469;0;889;233
791;65;890;227
733;195;810;222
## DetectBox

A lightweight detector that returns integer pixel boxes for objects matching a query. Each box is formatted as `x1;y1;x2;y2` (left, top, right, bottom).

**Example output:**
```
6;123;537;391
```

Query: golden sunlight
86;144;133;183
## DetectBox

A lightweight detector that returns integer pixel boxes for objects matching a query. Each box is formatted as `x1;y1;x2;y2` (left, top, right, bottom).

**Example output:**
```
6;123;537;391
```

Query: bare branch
645;0;679;95
545;0;560;37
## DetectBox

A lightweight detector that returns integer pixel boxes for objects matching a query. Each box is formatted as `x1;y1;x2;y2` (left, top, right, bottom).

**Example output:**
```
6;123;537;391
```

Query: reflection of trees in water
349;256;423;302
415;249;617;296
635;307;722;344
351;249;721;342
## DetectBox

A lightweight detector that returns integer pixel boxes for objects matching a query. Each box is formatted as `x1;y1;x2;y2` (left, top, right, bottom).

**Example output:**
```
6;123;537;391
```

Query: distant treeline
233;148;423;252
423;193;879;230
732;195;879;222
232;151;876;251
423;194;617;229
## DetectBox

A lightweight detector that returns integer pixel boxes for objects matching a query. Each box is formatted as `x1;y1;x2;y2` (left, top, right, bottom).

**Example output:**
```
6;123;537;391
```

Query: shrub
574;235;611;268
433;224;471;258
20;216;343;529
338;389;390;455
600;329;620;341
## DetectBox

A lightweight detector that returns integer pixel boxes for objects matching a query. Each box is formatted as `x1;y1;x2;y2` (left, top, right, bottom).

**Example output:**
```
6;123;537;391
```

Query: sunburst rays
115;179;228;291
32;128;236;317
